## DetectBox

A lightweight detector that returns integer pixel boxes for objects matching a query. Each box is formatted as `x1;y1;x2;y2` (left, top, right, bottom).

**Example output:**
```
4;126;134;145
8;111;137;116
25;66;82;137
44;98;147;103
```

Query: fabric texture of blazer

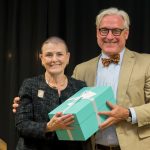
0;138;7;150
72;48;150;150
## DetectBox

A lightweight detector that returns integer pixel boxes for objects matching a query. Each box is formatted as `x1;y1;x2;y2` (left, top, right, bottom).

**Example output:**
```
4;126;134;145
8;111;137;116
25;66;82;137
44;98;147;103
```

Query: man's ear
125;29;129;40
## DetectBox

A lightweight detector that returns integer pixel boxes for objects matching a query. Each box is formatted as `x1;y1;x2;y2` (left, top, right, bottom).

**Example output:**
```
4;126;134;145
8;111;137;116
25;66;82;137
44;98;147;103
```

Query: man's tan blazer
72;49;150;150
0;138;7;150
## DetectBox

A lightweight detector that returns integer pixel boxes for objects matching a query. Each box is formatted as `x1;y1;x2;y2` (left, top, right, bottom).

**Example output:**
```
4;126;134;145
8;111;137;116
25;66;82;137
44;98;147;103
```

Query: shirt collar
100;48;125;65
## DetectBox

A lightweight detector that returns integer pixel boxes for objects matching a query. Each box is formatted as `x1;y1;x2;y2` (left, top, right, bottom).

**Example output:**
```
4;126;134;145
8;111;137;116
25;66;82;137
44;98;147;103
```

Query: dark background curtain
1;0;150;149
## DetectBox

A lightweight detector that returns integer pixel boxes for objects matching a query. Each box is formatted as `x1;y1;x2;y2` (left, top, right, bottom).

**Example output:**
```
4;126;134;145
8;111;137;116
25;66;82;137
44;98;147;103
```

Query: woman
15;36;91;150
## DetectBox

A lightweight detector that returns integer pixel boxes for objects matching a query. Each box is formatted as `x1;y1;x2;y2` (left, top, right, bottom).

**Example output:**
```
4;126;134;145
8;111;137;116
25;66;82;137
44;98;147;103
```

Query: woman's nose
51;55;57;61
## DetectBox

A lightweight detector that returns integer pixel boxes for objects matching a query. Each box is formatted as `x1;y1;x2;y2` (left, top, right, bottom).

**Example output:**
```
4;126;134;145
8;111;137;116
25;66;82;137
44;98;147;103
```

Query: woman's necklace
46;76;67;90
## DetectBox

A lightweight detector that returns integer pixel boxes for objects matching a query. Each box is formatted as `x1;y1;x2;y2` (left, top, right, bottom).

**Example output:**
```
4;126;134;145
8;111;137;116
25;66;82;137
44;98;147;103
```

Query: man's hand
12;97;20;113
98;101;129;129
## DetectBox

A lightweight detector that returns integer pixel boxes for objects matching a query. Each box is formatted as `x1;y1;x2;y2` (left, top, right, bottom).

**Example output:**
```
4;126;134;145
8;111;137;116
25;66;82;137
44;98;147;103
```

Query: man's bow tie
101;54;120;67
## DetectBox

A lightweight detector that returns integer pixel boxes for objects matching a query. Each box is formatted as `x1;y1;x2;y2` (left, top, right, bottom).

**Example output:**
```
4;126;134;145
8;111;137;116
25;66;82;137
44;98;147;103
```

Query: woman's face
40;42;70;75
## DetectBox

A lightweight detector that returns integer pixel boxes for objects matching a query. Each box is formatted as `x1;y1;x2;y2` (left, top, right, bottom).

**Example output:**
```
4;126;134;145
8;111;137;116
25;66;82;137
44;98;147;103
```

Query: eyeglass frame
98;28;126;36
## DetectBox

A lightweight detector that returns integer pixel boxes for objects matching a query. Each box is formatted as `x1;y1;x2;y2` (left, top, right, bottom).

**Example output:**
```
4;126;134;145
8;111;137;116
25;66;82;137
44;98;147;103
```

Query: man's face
96;15;129;56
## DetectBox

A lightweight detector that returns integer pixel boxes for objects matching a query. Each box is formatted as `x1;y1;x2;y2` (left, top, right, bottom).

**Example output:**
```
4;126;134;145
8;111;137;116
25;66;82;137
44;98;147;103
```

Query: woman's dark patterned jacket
15;75;89;150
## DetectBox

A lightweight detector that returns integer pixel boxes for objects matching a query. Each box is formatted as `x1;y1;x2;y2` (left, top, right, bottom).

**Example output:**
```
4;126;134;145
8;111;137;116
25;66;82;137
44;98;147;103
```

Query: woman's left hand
46;112;74;132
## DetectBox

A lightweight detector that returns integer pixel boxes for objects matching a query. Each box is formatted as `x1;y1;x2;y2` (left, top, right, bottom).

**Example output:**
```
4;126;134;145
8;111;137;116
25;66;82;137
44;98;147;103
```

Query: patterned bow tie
101;54;120;67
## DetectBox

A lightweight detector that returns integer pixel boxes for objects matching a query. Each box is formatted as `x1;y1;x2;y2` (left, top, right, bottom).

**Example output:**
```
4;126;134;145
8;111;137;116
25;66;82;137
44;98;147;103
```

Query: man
13;7;150;150
72;7;150;150
0;138;7;150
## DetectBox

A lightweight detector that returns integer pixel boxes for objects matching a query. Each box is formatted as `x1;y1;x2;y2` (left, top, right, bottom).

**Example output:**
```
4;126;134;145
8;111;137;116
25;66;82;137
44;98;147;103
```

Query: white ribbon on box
62;90;101;140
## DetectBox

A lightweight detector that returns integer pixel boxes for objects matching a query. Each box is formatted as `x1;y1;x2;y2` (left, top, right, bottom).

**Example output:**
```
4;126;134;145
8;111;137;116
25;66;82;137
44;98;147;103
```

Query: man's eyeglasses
99;28;125;36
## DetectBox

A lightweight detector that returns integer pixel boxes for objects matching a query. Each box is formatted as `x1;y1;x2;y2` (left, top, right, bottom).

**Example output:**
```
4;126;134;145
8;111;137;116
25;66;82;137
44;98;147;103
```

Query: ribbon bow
101;54;120;67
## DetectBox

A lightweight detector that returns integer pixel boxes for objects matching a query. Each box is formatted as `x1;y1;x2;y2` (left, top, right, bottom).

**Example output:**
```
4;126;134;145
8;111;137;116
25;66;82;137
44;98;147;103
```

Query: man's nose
106;30;114;39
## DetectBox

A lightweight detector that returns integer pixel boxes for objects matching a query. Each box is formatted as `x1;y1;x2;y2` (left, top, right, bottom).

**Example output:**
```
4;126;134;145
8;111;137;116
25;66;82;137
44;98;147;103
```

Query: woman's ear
39;53;44;66
66;52;70;65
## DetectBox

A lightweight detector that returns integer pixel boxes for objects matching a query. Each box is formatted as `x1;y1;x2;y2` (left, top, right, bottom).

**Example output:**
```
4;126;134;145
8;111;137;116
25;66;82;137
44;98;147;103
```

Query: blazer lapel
117;49;135;105
89;57;99;86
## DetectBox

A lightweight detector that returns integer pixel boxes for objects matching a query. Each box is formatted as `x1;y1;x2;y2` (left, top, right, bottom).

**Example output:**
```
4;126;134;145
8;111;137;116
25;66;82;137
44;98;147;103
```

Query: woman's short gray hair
96;7;130;29
41;36;68;53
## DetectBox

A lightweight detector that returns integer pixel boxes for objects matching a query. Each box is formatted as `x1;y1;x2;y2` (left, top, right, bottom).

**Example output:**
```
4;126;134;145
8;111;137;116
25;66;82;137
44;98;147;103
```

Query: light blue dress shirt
95;49;124;146
95;48;137;146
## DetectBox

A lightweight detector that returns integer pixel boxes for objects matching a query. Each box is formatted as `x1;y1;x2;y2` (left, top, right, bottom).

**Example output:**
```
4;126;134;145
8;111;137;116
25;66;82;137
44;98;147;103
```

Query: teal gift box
48;86;115;141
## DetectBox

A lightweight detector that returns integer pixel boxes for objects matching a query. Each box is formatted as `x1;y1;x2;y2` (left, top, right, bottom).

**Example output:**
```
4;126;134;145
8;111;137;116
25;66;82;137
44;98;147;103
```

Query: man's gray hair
96;7;130;29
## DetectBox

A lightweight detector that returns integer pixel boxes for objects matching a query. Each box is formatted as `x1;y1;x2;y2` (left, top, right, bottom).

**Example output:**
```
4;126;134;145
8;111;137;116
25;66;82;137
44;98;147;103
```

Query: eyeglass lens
99;28;124;36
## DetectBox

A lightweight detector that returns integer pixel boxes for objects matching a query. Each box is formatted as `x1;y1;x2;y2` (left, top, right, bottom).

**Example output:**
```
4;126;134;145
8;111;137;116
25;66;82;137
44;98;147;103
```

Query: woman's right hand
46;112;74;132
12;97;20;113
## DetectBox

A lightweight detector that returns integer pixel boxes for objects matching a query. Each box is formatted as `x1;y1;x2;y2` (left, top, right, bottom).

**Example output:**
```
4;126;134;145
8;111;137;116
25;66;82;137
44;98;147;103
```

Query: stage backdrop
0;0;150;149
